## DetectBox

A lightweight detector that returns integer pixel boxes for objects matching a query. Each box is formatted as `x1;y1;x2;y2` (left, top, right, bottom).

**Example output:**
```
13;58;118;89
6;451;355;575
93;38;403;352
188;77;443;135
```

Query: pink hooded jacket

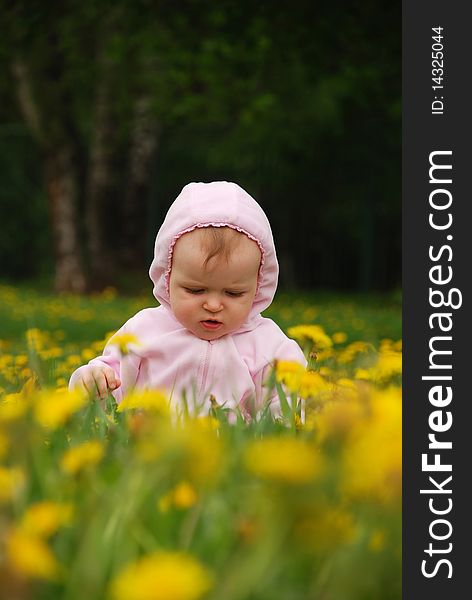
69;182;306;417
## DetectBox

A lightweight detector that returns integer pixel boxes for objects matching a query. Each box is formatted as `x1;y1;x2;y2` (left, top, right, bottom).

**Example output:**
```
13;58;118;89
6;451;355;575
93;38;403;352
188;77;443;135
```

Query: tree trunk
44;145;87;293
11;56;87;292
121;95;160;269
85;50;116;289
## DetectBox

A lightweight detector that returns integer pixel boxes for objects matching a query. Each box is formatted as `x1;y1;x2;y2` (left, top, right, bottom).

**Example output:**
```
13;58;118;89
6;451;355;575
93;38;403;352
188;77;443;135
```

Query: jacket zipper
198;340;213;400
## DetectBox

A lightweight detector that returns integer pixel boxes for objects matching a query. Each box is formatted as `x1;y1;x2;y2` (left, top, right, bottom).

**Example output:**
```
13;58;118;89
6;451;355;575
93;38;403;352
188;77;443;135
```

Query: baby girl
69;181;306;418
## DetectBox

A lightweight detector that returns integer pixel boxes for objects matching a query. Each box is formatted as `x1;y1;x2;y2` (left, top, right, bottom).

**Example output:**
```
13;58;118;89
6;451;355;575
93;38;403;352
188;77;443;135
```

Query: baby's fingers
80;372;100;398
87;368;109;399
103;368;121;391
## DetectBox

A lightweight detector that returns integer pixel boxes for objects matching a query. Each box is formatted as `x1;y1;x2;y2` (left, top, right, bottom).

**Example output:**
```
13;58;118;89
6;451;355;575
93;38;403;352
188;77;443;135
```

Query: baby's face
169;229;261;340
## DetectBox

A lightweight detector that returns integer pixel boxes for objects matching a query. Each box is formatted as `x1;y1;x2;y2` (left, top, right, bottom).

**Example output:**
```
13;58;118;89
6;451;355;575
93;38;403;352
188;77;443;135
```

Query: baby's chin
195;328;227;341
192;323;235;341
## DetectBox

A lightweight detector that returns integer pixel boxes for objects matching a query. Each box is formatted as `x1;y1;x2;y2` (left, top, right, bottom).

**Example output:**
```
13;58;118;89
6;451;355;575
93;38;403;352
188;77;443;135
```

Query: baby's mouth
201;319;222;330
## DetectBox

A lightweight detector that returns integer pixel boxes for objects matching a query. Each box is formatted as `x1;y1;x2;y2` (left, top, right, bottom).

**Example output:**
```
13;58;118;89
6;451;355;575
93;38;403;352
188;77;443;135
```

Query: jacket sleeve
68;322;141;404
253;336;307;419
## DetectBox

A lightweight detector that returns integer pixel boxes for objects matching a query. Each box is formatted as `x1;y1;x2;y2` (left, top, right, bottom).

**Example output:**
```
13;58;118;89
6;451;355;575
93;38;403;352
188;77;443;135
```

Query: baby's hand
79;365;121;399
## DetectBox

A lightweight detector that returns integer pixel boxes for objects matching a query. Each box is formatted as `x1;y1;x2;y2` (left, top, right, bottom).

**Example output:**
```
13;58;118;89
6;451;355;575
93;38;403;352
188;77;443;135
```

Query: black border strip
403;2;471;597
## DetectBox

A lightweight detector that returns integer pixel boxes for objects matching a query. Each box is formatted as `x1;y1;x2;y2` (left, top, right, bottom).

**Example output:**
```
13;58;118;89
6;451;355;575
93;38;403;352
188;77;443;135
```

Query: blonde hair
198;227;244;269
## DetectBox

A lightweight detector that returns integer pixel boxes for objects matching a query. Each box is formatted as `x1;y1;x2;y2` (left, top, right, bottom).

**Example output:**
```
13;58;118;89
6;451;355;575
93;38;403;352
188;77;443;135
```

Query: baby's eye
226;291;244;297
185;288;204;294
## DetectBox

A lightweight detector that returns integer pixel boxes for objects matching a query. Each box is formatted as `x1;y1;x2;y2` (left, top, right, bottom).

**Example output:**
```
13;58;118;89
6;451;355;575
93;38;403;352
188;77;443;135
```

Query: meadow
0;284;402;600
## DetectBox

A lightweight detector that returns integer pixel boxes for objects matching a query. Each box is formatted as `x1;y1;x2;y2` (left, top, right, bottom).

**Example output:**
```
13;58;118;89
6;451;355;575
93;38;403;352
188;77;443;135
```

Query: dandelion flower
245;437;323;484
118;390;169;413
342;387;402;504
109;551;213;600
287;325;333;350
368;351;402;382
20;501;74;538
299;371;331;399
108;333;141;355
0;393;28;423
25;328;46;352
338;341;373;365
368;529;387;552
354;368;371;381
0;431;9;459
275;361;305;394
33;387;87;429
159;481;198;512
60;440;104;475
0;466;25;503
332;332;347;344
6;528;61;581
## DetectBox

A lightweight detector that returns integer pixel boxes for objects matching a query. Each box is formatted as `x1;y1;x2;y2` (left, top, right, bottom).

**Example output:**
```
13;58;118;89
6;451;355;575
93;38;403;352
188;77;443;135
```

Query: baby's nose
203;296;223;311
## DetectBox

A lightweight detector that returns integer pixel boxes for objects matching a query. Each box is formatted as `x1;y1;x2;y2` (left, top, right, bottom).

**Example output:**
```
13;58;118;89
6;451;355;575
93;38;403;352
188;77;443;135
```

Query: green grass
0;283;402;599
0;283;401;348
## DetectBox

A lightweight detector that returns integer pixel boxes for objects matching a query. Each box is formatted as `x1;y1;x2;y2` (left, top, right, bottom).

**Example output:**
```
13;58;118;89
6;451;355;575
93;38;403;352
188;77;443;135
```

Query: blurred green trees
0;0;400;292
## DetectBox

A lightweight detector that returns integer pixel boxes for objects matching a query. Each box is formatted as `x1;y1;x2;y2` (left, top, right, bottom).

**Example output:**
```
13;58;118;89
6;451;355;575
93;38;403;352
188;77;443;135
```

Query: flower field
0;284;402;600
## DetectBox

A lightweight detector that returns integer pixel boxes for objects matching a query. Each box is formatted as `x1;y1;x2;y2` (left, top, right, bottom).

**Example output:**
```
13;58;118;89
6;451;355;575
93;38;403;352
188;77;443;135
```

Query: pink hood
149;181;278;331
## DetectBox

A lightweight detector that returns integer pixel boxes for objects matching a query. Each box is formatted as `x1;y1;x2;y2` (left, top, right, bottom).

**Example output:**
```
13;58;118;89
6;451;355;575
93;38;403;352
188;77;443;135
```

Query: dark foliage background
0;0;400;292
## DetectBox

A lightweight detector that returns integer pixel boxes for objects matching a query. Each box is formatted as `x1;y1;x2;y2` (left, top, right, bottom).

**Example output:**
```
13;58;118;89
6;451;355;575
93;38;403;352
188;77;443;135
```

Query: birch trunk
11;57;87;292
44;146;87;293
121;95;160;268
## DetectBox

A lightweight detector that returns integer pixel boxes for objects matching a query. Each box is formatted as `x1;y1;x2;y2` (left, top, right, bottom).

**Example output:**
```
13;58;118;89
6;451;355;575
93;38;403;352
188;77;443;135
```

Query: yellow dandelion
195;415;219;431
60;440;105;475
174;422;224;485
354;368;371;380
299;371;331;399
20;367;33;379
15;354;28;367
20;501;74;538
0;466;25;503
159;481;198;512
368;351;402;382
287;324;333;350
302;307;317;320
66;354;82;366
0;431;9;459
33;387;87;430
0;392;28;422
368;529;387;552
144;420;224;483
6;527;61;581
117;389;169;414
21;375;39;397
109;551;213;600
81;348;96;361
314;397;365;442
39;347;63;360
25;328;48;352
245;437;323;484
332;378;359;403
275;360;305;394
108;333;141;355
332;331;348;344
342;387;402;504
338;341;373;365
172;481;198;509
